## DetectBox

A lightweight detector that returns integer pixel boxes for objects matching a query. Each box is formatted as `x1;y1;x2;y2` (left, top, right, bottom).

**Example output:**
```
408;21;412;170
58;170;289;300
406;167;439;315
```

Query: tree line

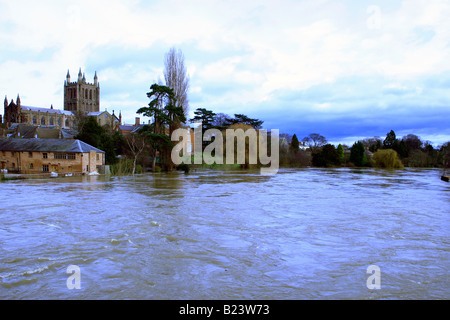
281;130;449;169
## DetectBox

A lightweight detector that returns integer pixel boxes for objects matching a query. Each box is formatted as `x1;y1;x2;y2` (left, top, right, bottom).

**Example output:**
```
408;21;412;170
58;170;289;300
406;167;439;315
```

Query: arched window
41;117;45;125
32;116;37;125
50;117;54;125
65;119;69;127
58;118;62;127
89;90;92;100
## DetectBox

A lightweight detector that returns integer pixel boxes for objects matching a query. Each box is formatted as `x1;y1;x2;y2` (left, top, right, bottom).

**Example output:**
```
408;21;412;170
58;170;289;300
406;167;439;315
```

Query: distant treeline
281;130;449;169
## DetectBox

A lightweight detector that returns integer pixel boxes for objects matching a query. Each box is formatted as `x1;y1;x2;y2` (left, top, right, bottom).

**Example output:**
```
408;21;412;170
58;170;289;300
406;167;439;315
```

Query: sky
1;0;449;146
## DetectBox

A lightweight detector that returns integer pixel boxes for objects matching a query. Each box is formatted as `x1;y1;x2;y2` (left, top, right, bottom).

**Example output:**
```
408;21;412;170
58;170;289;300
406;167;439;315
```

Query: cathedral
64;68;100;113
2;69;120;131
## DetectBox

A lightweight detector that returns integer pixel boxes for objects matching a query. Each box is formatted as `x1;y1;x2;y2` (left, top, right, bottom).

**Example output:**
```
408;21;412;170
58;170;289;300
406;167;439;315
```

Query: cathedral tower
64;68;100;113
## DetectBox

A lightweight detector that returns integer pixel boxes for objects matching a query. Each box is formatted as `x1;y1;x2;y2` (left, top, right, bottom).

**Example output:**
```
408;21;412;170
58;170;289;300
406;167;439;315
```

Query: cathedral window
33;116;37;125
41;117;45;125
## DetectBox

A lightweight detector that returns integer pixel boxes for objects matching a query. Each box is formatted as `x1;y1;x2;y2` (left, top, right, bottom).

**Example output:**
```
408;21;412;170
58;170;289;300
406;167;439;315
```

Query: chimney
135;117;140;126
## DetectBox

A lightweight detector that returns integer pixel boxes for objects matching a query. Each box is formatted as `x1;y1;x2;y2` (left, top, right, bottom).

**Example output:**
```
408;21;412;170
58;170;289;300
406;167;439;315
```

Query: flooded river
0;168;448;299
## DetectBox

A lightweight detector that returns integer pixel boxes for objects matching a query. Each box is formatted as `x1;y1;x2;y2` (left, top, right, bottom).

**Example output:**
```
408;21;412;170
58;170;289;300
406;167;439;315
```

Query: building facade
3;69;121;132
64;68;100;113
0;138;105;174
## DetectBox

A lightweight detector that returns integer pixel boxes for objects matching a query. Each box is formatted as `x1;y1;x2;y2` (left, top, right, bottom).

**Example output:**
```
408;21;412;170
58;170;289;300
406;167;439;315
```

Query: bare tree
125;133;146;175
164;47;190;120
302;133;327;153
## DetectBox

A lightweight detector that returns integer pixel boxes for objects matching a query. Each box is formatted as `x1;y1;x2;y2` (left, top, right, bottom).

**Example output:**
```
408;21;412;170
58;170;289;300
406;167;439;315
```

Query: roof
21;106;73;115
0;138;104;153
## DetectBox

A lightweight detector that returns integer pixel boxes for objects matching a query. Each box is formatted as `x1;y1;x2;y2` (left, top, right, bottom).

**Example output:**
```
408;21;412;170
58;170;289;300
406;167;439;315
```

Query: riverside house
0;138;105;175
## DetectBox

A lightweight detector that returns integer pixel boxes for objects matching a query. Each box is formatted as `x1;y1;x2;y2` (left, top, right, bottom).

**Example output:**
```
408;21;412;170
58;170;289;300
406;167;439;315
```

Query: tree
290;134;299;152
125;133;146;175
74;116;117;165
337;144;345;165
164;47;190;120
362;137;382;153
225;114;264;129
350;141;367;166
383;130;398;150
190;108;217;151
403;134;422;153
212;113;231;131
373;149;404;169
302;133;327;153
137;83;186;171
312;144;341;167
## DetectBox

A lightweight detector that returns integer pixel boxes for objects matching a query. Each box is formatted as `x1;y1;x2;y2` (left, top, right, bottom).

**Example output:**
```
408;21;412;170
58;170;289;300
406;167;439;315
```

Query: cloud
1;0;449;145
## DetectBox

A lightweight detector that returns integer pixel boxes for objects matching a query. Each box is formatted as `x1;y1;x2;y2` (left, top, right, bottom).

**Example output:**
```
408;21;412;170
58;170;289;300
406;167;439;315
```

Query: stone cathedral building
2;69;120;131
64;68;100;113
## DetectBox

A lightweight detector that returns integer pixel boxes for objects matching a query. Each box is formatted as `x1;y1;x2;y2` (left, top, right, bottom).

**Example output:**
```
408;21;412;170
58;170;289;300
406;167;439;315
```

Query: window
42;165;49;172
29;163;33;169
50;117;54;125
96;154;99;161
43;153;48;159
54;153;76;160
33;116;37;124
58;118;62;127
28;152;33;158
65;119;69;127
41;117;45;125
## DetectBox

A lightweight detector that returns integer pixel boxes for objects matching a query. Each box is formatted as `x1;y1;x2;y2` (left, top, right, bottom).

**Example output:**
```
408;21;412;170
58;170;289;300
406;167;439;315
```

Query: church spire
78;68;82;82
94;71;98;86
4;95;7;108
16;94;21;107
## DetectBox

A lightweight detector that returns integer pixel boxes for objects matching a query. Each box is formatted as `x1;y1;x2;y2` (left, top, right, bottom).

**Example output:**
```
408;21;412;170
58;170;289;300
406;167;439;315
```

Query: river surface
0;168;448;299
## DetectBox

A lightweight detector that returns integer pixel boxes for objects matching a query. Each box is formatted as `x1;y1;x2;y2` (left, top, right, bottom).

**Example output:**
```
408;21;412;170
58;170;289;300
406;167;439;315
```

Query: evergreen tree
290;134;299;152
350;141;367;166
383;130;398;149
337;144;345;165
312;144;341;167
137;83;186;171
225;114;264;129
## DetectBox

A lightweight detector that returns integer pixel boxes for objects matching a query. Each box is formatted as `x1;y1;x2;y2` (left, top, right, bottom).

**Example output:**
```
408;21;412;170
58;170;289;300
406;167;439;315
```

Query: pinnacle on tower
94;71;98;86
78;68;82;82
4;96;8;108
16;94;21;106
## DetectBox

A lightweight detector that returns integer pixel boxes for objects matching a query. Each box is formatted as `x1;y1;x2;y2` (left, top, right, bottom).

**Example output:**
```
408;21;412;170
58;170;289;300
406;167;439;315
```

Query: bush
372;149;404;169
110;158;143;175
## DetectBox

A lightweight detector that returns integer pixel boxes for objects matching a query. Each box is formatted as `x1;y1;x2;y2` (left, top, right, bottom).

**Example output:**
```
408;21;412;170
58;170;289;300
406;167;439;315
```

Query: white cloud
1;0;449;143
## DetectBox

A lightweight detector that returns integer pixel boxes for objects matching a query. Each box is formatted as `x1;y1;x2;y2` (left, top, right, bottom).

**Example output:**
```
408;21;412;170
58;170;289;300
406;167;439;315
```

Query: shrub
372;149;404;169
